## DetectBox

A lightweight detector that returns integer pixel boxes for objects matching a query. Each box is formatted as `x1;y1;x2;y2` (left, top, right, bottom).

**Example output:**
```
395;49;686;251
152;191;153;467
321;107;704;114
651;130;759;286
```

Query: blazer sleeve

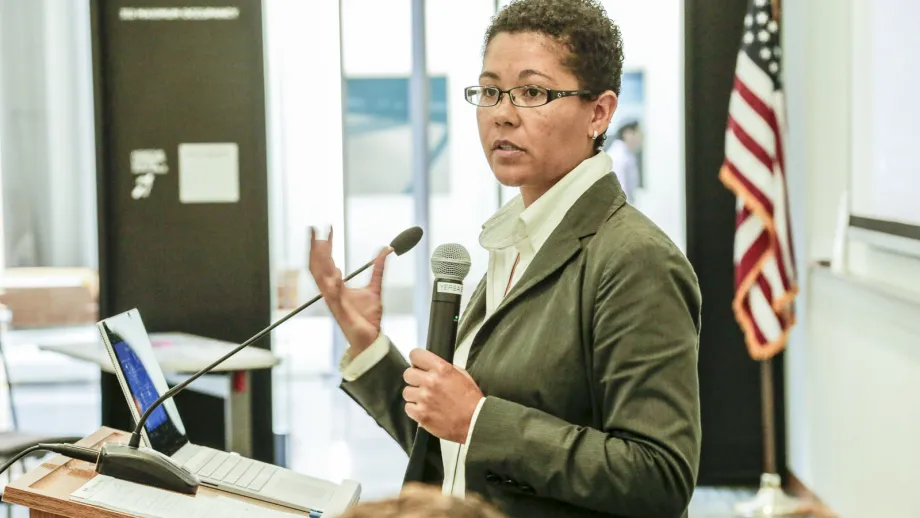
340;338;417;455
465;235;702;517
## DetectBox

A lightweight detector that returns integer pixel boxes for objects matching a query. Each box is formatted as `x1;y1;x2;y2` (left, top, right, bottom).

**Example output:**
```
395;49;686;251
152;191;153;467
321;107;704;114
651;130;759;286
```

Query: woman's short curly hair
483;0;624;150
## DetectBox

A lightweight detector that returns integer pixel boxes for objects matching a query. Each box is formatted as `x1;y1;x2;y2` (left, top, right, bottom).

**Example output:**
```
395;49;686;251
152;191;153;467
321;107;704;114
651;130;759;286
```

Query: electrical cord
0;443;98;476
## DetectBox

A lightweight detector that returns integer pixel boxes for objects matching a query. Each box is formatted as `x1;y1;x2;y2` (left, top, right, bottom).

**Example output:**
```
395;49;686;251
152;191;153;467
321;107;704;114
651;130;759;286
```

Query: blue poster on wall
344;77;449;195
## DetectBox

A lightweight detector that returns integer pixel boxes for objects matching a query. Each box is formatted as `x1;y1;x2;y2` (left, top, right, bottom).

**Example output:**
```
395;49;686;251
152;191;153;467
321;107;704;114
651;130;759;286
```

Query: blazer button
485;472;501;484
520;484;535;495
502;478;517;489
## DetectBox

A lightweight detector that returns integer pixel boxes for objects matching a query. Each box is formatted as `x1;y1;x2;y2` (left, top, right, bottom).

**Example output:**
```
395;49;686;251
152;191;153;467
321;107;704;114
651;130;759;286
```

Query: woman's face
477;31;617;205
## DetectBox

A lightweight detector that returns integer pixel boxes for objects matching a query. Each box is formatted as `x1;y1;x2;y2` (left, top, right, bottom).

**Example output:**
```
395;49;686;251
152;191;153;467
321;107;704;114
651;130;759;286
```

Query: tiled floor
0;324;772;517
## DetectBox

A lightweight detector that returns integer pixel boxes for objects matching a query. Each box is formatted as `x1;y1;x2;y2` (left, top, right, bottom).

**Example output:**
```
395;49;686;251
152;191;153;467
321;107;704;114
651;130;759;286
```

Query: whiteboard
849;0;920;229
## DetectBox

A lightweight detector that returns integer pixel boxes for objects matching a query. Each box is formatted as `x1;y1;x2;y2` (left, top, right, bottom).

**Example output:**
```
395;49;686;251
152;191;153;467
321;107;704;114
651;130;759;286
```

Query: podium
2;427;300;517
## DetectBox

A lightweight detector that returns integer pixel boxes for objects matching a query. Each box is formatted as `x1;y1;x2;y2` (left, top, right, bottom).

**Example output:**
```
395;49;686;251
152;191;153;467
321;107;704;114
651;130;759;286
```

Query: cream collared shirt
340;151;614;498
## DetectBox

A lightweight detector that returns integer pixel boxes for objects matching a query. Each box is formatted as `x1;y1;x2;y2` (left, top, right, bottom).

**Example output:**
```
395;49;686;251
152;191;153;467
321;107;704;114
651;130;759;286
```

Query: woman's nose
490;94;520;126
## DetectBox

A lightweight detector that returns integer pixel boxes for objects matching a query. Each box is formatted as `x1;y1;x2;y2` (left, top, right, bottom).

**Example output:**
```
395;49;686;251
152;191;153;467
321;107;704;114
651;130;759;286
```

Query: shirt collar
479;151;613;253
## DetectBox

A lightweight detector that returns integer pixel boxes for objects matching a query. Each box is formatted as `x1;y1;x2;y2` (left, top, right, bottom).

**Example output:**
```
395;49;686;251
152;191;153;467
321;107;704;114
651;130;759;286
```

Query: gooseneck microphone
127;225;423;451
425;244;472;362
70;226;423;495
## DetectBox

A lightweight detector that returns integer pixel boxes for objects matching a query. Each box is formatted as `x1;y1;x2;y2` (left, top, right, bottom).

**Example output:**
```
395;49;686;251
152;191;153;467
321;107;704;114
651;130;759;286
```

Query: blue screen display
112;339;168;432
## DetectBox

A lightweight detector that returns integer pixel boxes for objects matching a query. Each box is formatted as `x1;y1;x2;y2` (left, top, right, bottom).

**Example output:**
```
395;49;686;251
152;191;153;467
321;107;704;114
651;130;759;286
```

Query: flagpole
731;0;808;515
761;0;781;480
761;358;776;474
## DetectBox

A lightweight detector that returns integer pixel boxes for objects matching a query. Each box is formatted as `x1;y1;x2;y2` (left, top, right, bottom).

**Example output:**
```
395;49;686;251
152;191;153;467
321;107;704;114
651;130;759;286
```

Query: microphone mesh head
431;244;471;281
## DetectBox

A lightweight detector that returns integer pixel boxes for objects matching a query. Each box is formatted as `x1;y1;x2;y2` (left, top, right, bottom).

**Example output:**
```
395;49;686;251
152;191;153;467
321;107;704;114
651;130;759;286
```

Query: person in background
309;0;702;516
337;484;506;518
606;119;642;202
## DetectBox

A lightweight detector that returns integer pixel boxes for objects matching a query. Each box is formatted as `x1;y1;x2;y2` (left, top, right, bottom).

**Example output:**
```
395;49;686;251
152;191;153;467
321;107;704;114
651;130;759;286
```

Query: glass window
340;0;500;356
426;0;501;301
341;0;419;355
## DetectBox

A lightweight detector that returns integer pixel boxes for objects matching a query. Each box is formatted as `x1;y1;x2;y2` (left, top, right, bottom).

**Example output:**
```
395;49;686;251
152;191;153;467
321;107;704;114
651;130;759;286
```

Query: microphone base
96;443;199;495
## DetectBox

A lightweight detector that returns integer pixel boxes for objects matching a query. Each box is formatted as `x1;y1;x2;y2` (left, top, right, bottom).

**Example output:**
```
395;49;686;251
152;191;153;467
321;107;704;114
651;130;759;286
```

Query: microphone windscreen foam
390;226;424;256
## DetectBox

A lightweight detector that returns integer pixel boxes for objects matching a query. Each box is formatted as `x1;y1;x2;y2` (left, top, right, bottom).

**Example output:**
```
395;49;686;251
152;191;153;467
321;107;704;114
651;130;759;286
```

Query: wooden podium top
2;427;303;517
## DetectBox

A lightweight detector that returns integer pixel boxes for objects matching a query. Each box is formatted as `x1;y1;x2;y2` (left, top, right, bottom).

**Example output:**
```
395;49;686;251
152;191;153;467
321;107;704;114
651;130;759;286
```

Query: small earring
591;130;598;140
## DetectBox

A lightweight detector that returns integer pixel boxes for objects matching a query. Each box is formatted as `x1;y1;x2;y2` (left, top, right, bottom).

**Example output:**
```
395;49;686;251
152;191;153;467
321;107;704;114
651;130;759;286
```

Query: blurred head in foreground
337;484;506;518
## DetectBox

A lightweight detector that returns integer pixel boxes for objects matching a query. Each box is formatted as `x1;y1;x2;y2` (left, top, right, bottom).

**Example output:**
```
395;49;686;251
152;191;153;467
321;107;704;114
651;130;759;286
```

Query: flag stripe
739;231;770;286
761;254;785;306
750;283;783;342
771;92;797;280
729;90;776;157
723;161;774;215
734;77;779;134
741;297;768;346
721;0;797;360
770;180;793;290
735;55;773;97
770;92;787;168
725;131;774;196
728;116;774;173
734;210;763;264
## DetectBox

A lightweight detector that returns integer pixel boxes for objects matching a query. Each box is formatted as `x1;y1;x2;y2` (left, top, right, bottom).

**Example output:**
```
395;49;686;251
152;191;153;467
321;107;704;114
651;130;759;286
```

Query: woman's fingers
402;385;422;404
367;247;391;297
309;226;340;283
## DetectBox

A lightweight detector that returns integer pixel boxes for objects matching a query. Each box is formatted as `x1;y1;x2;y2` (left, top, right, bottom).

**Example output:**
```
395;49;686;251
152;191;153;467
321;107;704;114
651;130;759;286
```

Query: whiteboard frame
849;216;920;260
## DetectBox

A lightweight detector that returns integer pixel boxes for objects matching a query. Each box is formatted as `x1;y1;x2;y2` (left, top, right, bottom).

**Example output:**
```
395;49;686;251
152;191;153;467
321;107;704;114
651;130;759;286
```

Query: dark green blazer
342;174;702;517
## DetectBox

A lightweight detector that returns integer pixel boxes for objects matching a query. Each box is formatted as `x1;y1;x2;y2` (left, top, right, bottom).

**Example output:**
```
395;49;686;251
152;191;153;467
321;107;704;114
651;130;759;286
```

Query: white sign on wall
178;143;240;204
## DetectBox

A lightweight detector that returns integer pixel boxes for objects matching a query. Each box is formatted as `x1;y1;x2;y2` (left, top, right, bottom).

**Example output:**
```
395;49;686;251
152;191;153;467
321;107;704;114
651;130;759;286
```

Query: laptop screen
99;310;190;457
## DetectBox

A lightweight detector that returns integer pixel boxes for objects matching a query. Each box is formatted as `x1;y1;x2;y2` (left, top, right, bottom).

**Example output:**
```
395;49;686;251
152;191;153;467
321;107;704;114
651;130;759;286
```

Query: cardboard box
0;268;98;328
276;269;300;310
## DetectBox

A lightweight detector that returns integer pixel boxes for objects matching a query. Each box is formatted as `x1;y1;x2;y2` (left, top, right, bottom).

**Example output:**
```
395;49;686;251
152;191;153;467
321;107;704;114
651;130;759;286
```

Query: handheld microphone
425;244;472;362
405;244;471;484
93;226;424;495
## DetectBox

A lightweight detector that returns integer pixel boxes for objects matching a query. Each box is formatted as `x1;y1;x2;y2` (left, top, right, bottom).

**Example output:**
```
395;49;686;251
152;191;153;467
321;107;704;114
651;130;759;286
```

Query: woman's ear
592;90;618;135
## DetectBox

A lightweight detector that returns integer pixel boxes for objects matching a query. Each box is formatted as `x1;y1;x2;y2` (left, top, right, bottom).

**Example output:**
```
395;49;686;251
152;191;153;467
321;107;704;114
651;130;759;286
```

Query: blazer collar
456;174;628;350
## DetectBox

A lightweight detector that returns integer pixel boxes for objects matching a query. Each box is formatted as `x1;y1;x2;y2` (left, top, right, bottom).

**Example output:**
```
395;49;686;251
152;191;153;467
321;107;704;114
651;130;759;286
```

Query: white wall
804;269;920;518
603;0;684;250
784;1;920;515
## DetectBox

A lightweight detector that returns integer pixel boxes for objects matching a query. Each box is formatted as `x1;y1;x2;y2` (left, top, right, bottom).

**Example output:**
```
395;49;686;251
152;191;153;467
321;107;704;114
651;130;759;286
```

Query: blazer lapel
496;232;581;318
465;175;627;367
455;274;487;348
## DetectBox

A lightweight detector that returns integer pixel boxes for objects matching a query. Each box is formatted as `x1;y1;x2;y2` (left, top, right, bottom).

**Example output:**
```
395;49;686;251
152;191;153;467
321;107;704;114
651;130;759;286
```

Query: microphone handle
405;277;463;484
425;278;463;363
129;258;377;448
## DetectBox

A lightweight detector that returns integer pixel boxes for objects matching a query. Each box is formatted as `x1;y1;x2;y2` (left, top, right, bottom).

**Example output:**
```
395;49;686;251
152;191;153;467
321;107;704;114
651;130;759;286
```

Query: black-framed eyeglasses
464;85;594;108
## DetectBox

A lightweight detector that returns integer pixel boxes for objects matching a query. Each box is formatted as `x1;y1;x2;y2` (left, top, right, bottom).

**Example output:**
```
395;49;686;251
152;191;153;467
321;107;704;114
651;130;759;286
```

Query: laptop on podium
97;308;360;516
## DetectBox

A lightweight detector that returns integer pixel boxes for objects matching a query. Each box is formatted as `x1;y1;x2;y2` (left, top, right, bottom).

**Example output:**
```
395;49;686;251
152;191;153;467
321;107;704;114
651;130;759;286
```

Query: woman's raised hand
308;227;391;356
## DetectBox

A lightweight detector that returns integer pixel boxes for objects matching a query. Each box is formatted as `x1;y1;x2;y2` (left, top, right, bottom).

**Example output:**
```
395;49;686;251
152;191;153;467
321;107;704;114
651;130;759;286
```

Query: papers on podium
71;475;306;518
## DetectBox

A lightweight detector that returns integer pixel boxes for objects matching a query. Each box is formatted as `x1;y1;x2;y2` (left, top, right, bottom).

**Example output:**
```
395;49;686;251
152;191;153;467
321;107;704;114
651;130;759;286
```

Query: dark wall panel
684;0;787;485
91;0;273;462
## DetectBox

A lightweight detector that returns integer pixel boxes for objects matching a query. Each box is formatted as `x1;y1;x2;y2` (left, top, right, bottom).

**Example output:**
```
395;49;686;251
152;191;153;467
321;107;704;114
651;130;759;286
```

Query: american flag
719;0;797;360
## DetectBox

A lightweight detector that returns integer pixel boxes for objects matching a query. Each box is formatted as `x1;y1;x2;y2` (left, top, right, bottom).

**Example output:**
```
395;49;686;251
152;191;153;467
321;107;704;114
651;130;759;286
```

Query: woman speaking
308;1;701;516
